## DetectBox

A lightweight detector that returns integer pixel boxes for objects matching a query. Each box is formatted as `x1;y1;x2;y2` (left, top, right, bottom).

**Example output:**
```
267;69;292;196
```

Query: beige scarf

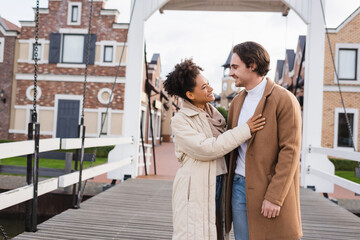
183;100;226;137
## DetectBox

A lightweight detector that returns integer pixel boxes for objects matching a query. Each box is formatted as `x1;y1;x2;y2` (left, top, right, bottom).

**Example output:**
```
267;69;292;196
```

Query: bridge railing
307;146;360;194
0;137;133;211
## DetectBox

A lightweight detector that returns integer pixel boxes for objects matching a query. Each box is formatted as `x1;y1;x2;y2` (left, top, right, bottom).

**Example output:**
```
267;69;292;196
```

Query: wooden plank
14;181;360;240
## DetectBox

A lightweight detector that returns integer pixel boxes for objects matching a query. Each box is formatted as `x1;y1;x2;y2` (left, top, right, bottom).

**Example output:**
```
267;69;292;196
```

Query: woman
163;59;265;240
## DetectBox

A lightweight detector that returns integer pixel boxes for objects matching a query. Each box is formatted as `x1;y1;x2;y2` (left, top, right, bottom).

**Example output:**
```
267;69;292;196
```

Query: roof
298;35;306;53
222;50;232;68
286;49;295;71
276;60;285;79
0;16;20;32
150;53;160;65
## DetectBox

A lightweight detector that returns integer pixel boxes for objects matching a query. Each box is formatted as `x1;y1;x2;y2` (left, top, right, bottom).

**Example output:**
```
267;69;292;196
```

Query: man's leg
232;174;249;240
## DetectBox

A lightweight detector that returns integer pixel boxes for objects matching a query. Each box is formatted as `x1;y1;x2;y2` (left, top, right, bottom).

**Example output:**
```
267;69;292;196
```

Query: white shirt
235;78;267;177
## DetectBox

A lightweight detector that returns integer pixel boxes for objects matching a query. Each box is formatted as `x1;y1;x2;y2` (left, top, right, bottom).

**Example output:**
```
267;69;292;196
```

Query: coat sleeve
171;114;251;161
264;92;302;206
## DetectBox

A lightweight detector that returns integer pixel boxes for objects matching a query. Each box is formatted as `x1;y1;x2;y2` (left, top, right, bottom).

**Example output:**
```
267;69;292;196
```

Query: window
62;35;84;63
335;43;360;84
140;109;146;138
0;37;4;63
155;77;160;88
156;115;161;138
338;49;357;80
100;112;108;135
103;46;113;62
148;113;155;139
32;43;42;60
334;108;358;149
71;6;79;23
67;2;82;25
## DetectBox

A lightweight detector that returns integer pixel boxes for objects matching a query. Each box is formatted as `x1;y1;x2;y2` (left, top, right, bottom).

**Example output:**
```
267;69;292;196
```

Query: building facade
0;17;20;139
322;7;360;151
9;0;129;140
275;7;360;151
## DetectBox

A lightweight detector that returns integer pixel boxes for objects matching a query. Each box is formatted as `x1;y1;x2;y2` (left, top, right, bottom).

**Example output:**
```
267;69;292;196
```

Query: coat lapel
231;91;247;129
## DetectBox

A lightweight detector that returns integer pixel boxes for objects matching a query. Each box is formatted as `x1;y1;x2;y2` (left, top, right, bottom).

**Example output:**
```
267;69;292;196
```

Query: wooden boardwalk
14;178;360;240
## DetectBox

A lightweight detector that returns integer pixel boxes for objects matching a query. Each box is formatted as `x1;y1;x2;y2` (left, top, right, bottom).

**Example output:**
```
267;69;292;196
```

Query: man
225;41;303;240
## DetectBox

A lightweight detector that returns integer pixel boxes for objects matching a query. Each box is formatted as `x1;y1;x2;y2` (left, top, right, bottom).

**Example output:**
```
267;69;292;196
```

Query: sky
0;0;359;94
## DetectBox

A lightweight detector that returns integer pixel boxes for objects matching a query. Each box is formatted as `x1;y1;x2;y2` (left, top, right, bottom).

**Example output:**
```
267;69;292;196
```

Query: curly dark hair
163;59;203;101
233;41;270;76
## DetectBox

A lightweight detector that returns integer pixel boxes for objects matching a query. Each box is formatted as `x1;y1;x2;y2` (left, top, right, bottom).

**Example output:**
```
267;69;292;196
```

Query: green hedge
329;158;359;171
216;106;228;123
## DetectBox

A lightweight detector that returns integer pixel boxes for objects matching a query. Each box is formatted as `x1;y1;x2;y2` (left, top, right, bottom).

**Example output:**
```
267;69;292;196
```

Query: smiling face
229;53;255;89
186;74;215;108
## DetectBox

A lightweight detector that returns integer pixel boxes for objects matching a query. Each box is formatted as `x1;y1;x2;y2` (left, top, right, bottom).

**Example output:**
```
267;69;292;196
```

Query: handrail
307;146;360;194
310;146;360;162
0;136;134;211
308;167;360;194
0;157;133;210
61;137;133;150
59;157;133;187
0;138;60;159
0;178;58;210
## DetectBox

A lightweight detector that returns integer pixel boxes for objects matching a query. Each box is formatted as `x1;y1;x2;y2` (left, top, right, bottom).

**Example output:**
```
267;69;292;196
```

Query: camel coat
225;79;303;240
171;103;251;240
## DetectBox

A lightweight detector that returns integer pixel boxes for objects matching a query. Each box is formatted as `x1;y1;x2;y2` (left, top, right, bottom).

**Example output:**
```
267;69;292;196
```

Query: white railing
0;137;133;211
307;146;360;194
0;138;61;159
138;143;152;176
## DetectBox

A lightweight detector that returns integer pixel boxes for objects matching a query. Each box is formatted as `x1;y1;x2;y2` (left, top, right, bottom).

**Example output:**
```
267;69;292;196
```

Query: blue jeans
232;174;249;240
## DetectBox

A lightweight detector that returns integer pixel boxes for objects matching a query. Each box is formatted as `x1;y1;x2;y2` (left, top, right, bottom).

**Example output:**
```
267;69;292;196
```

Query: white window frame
61;34;85;64
103;45;114;63
156;113;161;139
67;2;82;26
335;43;360;84
333;108;358;150
0;37;4;63
95;41;127;66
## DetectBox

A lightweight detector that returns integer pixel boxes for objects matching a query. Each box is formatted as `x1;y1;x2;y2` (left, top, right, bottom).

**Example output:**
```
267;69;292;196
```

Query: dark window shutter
49;33;61;64
83;34;97;65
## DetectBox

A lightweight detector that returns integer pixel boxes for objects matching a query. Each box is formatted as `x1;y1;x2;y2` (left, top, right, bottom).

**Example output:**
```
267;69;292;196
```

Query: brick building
275;7;360;151
0;17;20;139
9;0;129;140
140;53;179;144
322;7;360;151
219;50;241;109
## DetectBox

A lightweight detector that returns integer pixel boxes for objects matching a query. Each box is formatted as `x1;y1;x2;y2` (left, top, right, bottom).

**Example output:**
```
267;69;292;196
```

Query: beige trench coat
225;79;303;240
171;104;251;240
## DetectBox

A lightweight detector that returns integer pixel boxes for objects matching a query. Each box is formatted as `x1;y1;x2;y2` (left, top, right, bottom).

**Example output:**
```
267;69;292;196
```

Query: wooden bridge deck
14;178;360;240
